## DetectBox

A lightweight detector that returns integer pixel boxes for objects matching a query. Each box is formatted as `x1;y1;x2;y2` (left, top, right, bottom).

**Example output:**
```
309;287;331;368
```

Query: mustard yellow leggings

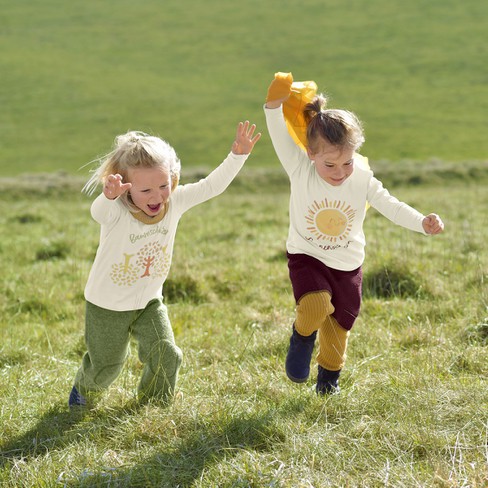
295;290;349;371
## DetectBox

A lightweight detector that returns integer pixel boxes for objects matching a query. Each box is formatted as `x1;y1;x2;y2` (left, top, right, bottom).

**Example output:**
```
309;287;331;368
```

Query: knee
296;291;335;330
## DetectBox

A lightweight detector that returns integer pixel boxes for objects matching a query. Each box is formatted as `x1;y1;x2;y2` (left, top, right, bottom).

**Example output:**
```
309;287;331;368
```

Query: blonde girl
69;121;260;407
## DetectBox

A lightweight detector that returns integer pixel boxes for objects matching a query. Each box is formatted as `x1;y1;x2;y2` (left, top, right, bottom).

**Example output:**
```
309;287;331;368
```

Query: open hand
103;174;132;200
231;121;261;155
422;213;444;235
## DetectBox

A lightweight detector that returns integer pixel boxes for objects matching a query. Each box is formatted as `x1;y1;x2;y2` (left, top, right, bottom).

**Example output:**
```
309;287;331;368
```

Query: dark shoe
69;386;87;407
316;366;341;395
285;325;317;383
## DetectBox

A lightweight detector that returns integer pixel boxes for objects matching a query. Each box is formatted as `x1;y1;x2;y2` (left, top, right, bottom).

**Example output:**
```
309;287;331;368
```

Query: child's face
308;140;355;186
127;166;171;216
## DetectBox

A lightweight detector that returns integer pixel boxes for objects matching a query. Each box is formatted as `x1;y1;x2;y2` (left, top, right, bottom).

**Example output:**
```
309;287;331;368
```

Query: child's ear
306;147;314;160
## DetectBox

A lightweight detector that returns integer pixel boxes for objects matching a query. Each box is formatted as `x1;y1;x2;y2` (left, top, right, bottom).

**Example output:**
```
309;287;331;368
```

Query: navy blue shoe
69;386;87;407
285;325;317;383
316;366;341;395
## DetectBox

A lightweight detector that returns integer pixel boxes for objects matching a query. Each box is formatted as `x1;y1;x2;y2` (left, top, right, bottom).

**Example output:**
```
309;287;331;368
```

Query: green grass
1;163;487;487
1;1;487;484
1;0;487;176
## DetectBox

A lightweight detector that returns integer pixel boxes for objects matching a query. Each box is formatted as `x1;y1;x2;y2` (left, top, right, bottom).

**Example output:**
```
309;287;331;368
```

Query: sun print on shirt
305;199;356;243
110;241;171;286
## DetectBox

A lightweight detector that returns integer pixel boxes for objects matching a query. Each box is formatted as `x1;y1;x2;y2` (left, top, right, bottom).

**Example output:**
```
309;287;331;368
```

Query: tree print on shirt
136;241;170;279
110;253;140;286
305;199;356;243
110;241;171;286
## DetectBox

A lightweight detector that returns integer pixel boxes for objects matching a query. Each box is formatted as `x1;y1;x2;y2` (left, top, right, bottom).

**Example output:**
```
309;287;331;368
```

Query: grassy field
0;162;487;487
1;0;487;176
1;0;487;486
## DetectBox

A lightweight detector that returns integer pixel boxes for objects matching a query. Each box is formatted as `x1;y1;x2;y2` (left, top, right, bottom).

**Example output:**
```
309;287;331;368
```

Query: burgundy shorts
287;252;362;330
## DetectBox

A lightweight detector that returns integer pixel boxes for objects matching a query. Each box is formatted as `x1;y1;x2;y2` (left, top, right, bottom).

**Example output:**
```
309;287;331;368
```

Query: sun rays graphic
305;199;356;242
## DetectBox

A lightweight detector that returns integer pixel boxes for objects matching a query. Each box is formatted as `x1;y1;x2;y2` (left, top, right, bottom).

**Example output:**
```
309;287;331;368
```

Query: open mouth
147;203;161;214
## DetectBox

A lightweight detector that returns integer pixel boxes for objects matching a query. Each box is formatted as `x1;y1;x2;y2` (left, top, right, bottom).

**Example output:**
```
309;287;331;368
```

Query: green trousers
74;298;182;403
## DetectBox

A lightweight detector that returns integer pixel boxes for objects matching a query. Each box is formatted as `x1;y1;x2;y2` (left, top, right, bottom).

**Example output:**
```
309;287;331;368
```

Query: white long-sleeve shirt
84;152;248;311
264;105;427;271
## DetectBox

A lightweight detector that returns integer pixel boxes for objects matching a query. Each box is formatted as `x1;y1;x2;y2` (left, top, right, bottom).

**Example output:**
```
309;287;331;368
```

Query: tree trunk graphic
123;253;135;273
140;255;155;278
136;241;164;279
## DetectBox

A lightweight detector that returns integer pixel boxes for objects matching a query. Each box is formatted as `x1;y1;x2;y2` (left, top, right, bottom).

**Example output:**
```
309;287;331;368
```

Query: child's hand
103;174;132;200
232;121;261;155
266;72;294;108
422;213;444;235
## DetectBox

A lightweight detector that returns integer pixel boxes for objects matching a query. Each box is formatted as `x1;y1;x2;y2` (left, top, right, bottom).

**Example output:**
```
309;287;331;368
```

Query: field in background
1;0;487;485
0;164;487;486
1;0;487;176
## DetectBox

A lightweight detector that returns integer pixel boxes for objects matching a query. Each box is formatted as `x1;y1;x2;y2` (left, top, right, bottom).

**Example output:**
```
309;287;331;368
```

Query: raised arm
264;72;309;175
173;120;260;214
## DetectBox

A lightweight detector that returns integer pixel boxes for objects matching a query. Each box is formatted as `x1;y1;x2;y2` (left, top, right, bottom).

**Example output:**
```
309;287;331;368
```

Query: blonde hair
83;131;181;210
304;95;365;154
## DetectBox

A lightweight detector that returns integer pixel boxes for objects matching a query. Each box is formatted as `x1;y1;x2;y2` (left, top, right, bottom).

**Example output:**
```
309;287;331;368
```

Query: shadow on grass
1;393;337;486
0;404;87;468
60;406;290;487
0;401;143;470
